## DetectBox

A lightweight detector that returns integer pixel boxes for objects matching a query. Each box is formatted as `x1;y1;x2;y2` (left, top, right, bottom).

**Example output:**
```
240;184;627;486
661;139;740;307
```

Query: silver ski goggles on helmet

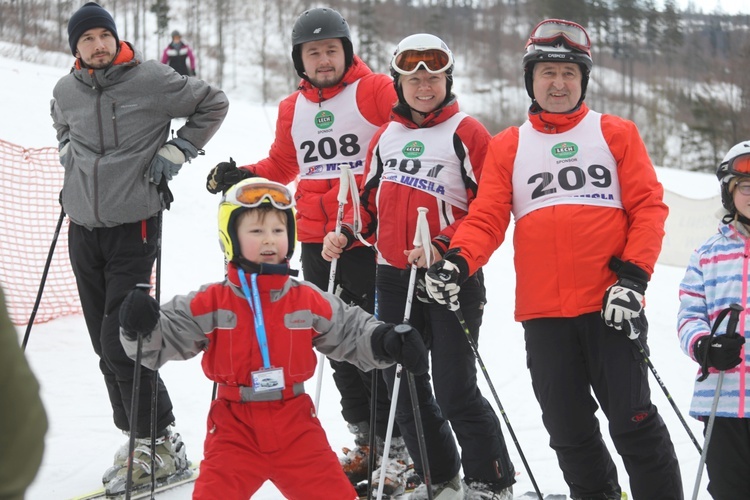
226;182;295;210
528;19;591;54
391;48;452;75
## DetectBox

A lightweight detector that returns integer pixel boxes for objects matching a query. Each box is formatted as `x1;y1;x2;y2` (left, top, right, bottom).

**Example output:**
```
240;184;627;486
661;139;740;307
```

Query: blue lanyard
238;269;271;369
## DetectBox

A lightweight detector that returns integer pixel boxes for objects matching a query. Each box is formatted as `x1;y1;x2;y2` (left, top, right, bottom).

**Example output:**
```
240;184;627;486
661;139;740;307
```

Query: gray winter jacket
51;42;228;228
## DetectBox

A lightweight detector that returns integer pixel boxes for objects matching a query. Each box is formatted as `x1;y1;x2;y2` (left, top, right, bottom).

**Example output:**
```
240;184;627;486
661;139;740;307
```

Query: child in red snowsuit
118;178;428;499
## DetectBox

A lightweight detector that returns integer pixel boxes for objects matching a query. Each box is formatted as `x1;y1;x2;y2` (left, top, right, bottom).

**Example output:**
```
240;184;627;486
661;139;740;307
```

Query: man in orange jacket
425;19;683;500
204;7;406;490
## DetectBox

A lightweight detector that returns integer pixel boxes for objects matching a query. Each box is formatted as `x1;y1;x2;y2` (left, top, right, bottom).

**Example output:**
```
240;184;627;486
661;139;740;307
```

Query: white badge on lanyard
251;367;286;393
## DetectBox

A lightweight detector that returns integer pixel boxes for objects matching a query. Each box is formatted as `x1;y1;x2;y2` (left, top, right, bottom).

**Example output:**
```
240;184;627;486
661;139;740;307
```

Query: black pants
377;265;515;487
69;219;175;438
523;313;682;500
300;243;400;439
703;417;750;500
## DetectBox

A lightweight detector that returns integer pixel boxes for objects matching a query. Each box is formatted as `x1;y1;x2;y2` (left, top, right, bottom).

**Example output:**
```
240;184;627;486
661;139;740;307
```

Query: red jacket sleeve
241;93;301;185
601;114;668;277
449;126;519;276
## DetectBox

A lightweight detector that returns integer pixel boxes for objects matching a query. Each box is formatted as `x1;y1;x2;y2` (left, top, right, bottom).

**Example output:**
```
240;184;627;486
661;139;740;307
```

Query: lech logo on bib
315;110;334;130
551;142;578;159
403;140;425;158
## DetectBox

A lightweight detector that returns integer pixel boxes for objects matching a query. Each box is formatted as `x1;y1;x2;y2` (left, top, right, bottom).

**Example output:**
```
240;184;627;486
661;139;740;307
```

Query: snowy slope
0;54;714;499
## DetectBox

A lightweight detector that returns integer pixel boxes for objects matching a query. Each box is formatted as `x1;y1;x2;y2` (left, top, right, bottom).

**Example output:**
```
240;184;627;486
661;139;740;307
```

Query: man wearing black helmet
204;7;408;492
425;19;683;500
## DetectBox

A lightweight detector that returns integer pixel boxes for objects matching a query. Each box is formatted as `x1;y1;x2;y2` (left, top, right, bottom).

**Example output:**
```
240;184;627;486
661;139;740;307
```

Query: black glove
602;257;648;332
206;158;253;194
694;334;746;371
415;277;435;304
371;323;429;375
119;286;160;341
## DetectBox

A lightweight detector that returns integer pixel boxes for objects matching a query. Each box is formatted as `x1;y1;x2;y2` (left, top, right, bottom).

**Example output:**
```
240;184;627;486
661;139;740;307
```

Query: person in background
161;30;196;76
118;178;428;500
323;33;516;500
425;19;682;500
51;2;228;494
0;286;47;500
204;7;408;492
678;140;750;500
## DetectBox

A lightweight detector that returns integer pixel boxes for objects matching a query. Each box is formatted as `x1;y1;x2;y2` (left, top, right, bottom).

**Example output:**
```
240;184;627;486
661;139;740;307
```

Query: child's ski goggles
391;48;453;75
227;181;295;210
527;19;591;54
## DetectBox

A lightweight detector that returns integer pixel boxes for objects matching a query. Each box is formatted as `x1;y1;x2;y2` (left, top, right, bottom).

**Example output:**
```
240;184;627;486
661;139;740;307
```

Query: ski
68;466;198;500
355;463;420;499
516;494;566;499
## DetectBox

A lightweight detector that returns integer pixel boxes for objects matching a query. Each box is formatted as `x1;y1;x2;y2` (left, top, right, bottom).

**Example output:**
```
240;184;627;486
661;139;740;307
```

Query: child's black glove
371;323;429;375
206;158;253;194
119;286;160;341
694;334;746;371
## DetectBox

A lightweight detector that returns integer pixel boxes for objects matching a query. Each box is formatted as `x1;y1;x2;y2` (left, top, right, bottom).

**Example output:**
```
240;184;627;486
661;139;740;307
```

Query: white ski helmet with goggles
218;178;297;263
523;19;593;104
717;140;750;214
291;8;353;81
390;33;455;107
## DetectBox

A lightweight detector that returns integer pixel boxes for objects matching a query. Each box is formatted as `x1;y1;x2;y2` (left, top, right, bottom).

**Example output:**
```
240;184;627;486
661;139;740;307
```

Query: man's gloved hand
149;137;199;185
602;257;648;331
415;277;435;304
425;259;461;311
206;158;253;194
119;286;160;341
694;334;746;371
371;323;429;375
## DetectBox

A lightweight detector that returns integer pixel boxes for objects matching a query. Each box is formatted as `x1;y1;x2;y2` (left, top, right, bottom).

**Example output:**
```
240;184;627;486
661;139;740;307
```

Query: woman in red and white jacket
323;34;516;499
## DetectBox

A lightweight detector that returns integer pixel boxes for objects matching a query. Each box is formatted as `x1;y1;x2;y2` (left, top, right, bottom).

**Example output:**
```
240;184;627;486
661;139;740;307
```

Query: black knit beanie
68;2;119;56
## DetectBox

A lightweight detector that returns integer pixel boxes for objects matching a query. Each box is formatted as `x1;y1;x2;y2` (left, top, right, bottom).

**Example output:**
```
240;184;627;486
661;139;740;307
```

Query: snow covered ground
1;54;720;499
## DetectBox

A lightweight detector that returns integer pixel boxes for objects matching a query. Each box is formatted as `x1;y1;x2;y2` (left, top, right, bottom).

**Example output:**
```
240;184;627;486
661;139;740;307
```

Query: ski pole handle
726;303;744;339
336;165;350;207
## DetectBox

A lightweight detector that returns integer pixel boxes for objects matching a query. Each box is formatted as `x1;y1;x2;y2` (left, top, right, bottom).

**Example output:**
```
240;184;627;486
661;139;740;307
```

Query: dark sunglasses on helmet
228;182;295;210
392;48;452;75
528;19;591;54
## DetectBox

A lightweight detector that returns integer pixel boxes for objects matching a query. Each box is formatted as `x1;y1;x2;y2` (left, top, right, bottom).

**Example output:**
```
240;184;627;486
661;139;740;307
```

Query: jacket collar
296;55;372;103
391;95;460;129
528;101;589;134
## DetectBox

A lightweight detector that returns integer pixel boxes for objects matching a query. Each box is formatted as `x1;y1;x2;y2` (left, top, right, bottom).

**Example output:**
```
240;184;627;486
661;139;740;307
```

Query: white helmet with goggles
390;33;455;107
717;140;750;214
218;178;297;263
522;19;593;103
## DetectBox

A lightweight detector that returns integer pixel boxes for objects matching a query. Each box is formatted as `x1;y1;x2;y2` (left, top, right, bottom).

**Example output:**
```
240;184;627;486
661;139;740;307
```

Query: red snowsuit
121;265;393;499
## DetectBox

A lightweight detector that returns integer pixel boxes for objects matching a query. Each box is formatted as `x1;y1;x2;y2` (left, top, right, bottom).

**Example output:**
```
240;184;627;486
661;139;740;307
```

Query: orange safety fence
0;138;81;325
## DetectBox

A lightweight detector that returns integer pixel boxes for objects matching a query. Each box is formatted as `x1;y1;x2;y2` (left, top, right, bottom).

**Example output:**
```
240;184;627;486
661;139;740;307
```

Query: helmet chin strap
236;257;299;277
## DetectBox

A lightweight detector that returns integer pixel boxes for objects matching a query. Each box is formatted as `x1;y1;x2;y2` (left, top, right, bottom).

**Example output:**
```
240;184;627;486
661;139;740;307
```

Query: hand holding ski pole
691;303;744;500
314;166;351;413
119;284;159;341
425;249;462;311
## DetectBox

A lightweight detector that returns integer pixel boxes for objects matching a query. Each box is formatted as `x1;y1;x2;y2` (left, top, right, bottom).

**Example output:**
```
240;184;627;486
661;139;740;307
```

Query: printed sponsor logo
402;141;425;158
551;142;578;159
315;110;334;130
306;160;364;175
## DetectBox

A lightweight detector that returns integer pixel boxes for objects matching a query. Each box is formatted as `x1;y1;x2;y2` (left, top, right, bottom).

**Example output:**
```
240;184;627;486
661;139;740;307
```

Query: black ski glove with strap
694;334;746;371
206;158;253;194
119;286;160;341
371;323;429;375
602;257;648;333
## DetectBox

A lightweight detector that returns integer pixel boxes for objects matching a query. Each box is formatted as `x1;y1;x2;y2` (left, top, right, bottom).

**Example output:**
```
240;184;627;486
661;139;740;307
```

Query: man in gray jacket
50;2;228;494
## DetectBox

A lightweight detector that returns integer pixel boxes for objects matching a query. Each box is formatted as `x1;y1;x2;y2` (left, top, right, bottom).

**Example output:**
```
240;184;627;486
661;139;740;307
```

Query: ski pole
22;206;65;351
149;207;166;496
451;305;543;500
691;303;743;500
632;335;703;455
124;283;152;500
313;165;350;412
378;207;433;500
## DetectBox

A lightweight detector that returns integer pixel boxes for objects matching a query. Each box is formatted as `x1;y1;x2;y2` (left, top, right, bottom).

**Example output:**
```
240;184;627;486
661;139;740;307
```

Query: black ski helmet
291;8;353;80
522;19;593;105
717;140;750;215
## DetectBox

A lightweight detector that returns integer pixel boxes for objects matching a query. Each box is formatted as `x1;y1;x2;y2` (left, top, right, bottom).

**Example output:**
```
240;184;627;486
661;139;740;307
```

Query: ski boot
104;428;189;496
340;420;372;485
464;477;514;499
370;435;410;497
101;434;130;485
409;472;464;500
